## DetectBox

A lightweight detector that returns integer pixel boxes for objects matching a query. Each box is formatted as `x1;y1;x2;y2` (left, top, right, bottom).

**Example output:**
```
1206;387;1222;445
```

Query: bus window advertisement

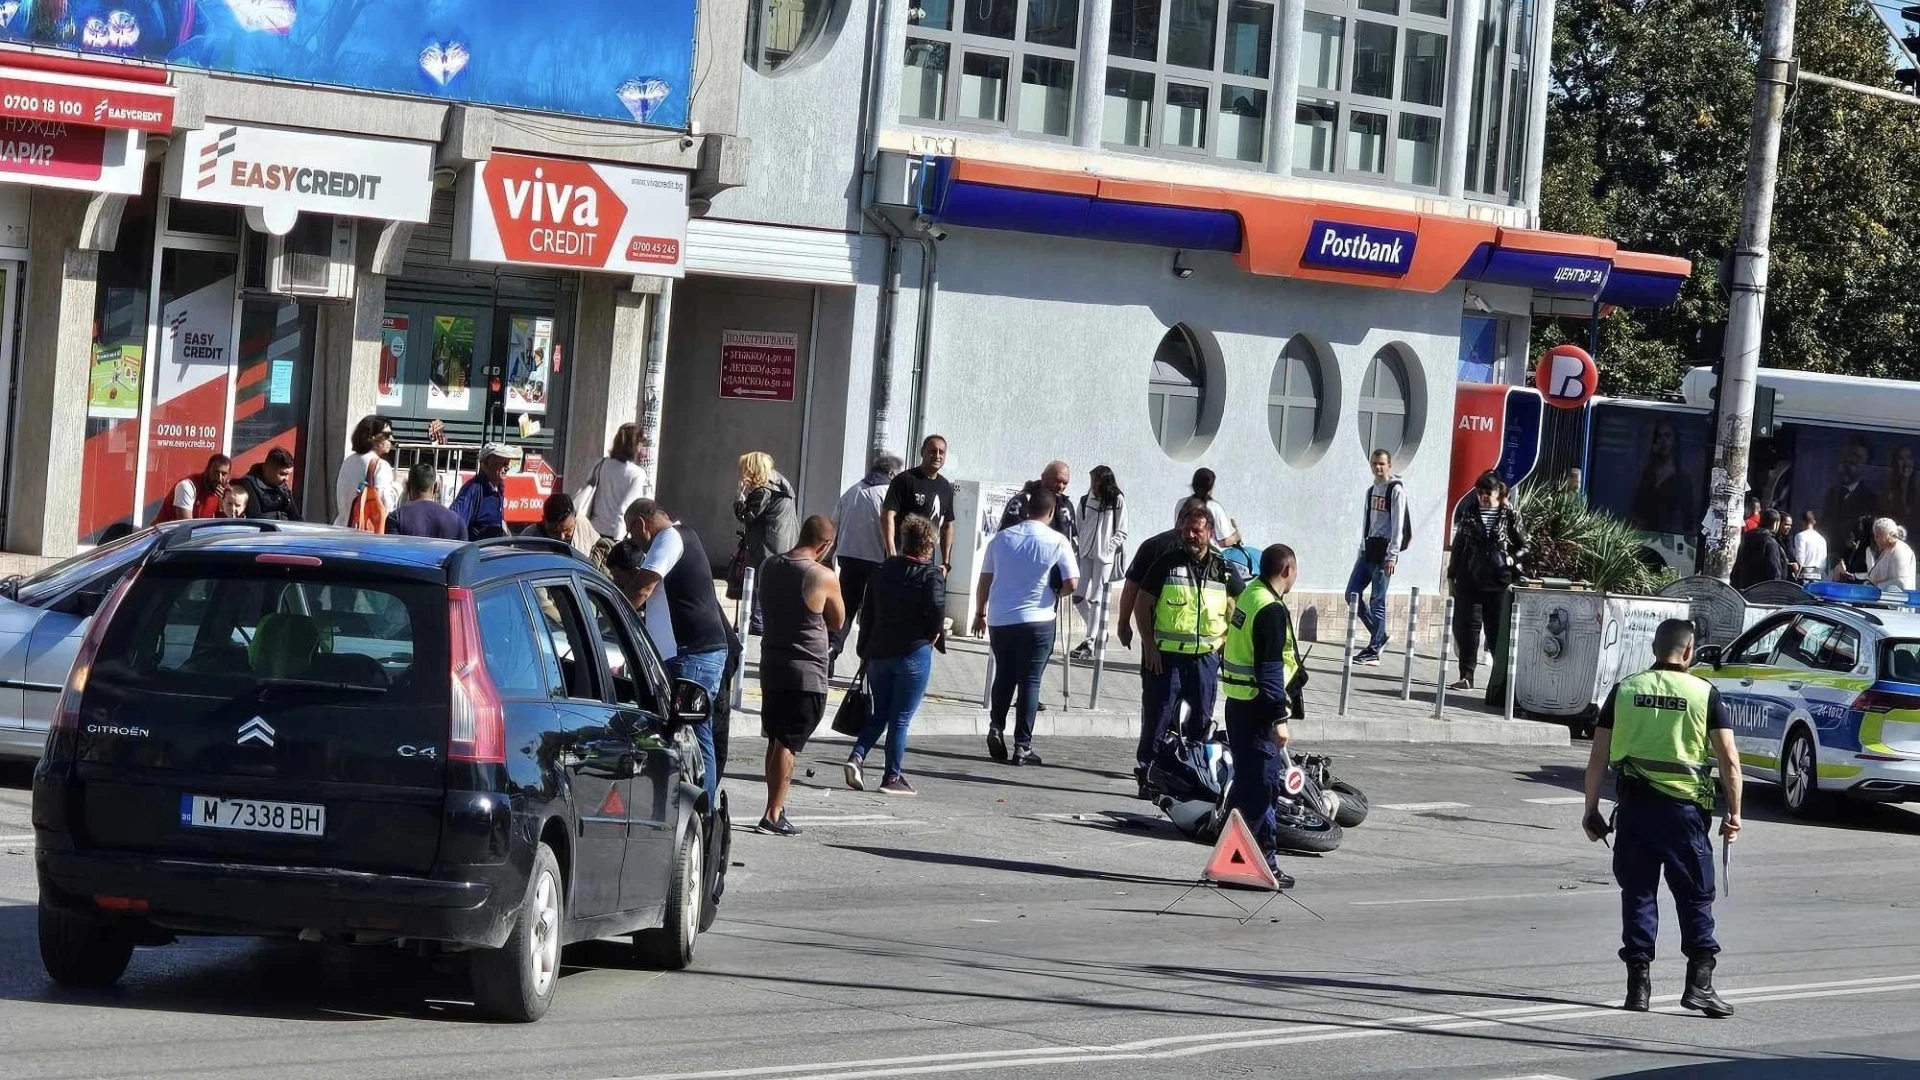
1587;403;1712;565
1784;427;1920;547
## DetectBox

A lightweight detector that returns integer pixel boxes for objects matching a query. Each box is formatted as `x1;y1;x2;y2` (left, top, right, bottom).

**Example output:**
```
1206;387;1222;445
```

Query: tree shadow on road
1603;1056;1920;1079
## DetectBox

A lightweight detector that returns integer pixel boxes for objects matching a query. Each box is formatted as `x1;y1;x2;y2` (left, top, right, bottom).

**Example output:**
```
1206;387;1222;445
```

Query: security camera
912;215;948;242
1172;251;1195;279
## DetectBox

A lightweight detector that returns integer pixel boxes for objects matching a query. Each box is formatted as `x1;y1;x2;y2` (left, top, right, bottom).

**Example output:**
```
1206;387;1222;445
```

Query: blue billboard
0;0;694;129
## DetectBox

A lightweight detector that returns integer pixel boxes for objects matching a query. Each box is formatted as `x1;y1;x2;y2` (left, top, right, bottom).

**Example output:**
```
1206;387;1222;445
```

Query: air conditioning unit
242;215;357;300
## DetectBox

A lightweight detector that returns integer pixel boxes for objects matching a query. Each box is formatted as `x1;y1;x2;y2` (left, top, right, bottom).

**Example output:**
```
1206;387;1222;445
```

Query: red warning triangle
1203;809;1279;891
597;786;627;818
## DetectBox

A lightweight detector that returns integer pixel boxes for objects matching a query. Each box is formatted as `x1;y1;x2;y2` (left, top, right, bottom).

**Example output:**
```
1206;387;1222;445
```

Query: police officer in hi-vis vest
1221;544;1304;888
1582;618;1743;1018
1130;506;1236;776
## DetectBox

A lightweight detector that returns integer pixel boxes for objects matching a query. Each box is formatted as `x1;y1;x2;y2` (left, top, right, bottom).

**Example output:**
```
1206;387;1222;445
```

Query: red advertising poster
142;274;236;521
0;119;105;182
718;330;797;402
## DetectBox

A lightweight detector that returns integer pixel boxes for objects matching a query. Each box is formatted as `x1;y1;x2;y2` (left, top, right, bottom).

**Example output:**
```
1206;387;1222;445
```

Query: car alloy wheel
528;865;561;1000
1782;730;1817;818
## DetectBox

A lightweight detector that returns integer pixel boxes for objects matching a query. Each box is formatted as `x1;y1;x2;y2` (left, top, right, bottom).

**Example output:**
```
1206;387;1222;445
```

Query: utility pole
1703;0;1797;582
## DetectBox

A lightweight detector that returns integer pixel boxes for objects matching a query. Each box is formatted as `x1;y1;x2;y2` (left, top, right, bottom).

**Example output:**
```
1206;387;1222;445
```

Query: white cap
479;442;524;464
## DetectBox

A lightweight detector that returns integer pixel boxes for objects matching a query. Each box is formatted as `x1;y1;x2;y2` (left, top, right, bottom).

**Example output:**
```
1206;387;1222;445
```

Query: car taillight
447;587;505;764
52;568;141;734
1855;688;1920;715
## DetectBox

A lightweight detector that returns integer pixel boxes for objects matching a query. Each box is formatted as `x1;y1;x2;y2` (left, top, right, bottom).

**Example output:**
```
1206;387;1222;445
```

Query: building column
1268;0;1306;175
637;278;673;499
1518;0;1556;217
1439;0;1483;200
563;271;649;490
1072;0;1113;149
309;271;387;523
8;189;103;557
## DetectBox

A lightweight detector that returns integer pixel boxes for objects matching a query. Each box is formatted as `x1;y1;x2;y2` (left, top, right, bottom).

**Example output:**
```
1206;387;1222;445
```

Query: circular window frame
1355;342;1429;466
744;0;849;76
1267;333;1341;468
1147;322;1226;462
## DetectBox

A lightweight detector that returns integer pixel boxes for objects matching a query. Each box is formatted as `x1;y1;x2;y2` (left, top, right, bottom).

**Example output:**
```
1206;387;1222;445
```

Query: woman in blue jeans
845;515;947;795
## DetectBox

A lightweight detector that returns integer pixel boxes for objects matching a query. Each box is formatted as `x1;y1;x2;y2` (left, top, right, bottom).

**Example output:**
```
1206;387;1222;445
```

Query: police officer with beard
1582;619;1743;1018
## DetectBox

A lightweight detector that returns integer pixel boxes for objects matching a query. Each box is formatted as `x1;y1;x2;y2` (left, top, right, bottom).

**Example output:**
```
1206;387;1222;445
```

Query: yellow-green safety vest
1608;667;1717;809
1152;558;1232;655
1221;580;1299;702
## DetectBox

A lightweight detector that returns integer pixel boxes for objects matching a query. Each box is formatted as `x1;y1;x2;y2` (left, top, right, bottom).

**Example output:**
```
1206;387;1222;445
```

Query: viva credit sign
455;153;688;277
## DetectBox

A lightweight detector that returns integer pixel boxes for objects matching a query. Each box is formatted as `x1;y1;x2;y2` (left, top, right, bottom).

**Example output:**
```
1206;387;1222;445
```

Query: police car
1692;582;1920;818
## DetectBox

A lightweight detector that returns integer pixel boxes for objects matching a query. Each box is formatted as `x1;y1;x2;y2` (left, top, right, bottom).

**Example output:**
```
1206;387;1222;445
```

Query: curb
726;693;1572;747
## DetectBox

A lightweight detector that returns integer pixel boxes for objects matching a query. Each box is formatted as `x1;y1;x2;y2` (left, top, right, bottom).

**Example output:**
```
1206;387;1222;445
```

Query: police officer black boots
1680;953;1735;1018
1624;961;1651;1012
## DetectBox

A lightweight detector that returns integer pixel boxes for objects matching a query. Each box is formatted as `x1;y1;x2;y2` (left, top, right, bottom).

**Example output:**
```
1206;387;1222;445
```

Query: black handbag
831;664;874;736
725;533;749;600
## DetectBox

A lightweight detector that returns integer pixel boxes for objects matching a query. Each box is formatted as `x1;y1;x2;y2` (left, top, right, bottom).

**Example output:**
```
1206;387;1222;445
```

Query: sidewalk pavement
727;620;1569;747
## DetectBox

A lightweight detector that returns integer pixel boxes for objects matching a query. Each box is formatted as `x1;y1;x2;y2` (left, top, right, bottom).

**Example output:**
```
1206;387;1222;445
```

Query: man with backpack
1346;449;1410;666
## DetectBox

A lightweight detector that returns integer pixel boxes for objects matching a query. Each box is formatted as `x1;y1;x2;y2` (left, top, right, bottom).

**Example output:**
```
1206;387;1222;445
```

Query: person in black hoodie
1732;508;1789;590
239;447;301;521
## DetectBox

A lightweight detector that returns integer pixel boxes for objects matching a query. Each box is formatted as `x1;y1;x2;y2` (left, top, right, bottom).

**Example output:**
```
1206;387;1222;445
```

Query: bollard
1433;595;1455;719
1339;592;1358;716
1090;578;1113;710
981;637;996;709
1503;592;1520;721
1059;599;1071;712
1400;587;1420;701
731;566;756;710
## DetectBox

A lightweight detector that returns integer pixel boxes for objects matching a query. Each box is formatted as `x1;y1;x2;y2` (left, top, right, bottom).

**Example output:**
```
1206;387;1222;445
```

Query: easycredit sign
169;123;434;224
455;153;688;277
0;65;174;134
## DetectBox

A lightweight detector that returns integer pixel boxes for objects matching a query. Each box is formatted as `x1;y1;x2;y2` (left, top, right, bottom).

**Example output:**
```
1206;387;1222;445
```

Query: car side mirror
1694;645;1723;669
671;678;712;725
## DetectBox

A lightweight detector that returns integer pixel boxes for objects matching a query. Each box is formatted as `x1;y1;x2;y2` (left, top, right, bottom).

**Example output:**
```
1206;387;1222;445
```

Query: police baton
1721;820;1732;899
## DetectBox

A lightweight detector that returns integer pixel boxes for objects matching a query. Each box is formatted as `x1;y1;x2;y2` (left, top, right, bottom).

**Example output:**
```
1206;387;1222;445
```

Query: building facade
0;0;1689;616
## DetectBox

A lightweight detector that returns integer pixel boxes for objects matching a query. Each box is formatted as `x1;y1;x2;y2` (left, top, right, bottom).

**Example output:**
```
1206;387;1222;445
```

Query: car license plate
180;795;325;837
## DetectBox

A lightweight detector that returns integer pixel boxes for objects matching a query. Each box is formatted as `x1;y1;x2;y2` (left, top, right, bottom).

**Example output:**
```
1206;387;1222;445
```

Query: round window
746;0;840;74
1269;335;1332;466
1148;324;1222;460
1357;347;1411;460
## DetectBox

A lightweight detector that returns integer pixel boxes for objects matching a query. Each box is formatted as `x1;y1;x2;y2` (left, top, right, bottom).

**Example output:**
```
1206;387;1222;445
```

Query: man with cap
1583;618;1742;1018
385;462;467;540
450;442;521;540
1219;543;1302;889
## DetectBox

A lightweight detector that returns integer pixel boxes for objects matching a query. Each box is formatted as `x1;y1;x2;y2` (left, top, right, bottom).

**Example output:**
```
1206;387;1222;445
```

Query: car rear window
1883;640;1920;684
92;567;446;705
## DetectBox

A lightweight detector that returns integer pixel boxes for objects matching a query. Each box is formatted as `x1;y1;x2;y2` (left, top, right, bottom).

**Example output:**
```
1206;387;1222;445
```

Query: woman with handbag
841;514;946;795
332;415;401;530
1448;471;1528;696
579;422;648;544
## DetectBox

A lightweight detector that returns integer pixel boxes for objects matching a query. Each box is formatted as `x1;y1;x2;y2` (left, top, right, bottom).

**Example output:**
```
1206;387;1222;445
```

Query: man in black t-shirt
882;434;957;574
998;460;1078;541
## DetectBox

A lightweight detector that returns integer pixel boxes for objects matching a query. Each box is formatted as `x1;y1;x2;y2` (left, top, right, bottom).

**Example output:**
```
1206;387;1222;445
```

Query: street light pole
1703;0;1796;582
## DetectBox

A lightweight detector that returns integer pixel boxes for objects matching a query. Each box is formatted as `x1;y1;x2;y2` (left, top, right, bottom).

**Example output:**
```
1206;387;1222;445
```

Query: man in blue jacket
450;443;520;540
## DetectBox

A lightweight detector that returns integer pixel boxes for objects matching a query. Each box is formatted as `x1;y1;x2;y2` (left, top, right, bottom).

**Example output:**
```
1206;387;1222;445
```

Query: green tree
1538;0;1920;394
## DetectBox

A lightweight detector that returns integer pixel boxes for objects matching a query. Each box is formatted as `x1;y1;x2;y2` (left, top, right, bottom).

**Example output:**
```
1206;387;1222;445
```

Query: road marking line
0;834;34;844
1523;797;1586;805
1378;801;1471;811
592;973;1920;1080
1351;891;1609;906
782;815;901;824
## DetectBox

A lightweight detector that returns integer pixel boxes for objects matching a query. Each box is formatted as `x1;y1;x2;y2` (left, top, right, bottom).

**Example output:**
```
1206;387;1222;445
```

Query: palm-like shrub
1514;485;1678;596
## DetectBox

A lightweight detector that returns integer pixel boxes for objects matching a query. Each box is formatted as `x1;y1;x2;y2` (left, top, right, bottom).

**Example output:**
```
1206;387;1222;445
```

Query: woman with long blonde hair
735;451;800;632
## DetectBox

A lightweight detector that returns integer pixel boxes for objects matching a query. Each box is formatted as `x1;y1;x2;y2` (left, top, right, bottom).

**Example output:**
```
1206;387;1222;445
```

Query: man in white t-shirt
1789;510;1828;583
973;488;1078;766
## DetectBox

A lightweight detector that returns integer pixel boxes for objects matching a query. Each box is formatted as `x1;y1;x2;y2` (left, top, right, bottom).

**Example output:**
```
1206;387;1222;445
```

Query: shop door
138;248;242;524
382;301;496;445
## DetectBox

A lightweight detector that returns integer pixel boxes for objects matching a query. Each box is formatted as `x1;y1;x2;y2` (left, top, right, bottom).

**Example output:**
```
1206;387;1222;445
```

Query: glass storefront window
903;40;952;120
1294;99;1340;171
78;183;157;543
1105;68;1156;145
1018;56;1075;135
141;248;240;526
232;299;318;498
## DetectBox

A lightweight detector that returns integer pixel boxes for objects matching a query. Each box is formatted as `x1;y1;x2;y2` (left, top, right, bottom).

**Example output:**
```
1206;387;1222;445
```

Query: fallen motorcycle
1143;733;1366;853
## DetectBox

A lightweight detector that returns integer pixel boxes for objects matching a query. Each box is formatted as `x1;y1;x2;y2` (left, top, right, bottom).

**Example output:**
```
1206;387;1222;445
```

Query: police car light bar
1805;581;1920;609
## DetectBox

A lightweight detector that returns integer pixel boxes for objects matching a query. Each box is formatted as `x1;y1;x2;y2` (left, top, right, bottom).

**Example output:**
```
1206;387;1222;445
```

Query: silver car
0;521;328;761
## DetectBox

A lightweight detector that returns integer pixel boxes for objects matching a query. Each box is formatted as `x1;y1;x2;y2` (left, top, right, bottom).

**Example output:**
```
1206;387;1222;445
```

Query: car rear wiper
253;677;386;695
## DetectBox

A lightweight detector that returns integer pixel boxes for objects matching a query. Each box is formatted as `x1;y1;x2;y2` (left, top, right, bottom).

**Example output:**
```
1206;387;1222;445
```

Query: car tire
1781;728;1824;819
471;842;563;1023
635;820;703;970
38;899;133;989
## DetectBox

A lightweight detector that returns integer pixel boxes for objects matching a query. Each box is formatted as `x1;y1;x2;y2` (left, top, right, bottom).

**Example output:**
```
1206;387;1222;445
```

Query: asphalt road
3;735;1919;1080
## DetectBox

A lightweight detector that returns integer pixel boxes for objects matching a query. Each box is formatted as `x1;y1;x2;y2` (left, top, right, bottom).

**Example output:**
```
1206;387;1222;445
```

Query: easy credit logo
482;154;629;268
